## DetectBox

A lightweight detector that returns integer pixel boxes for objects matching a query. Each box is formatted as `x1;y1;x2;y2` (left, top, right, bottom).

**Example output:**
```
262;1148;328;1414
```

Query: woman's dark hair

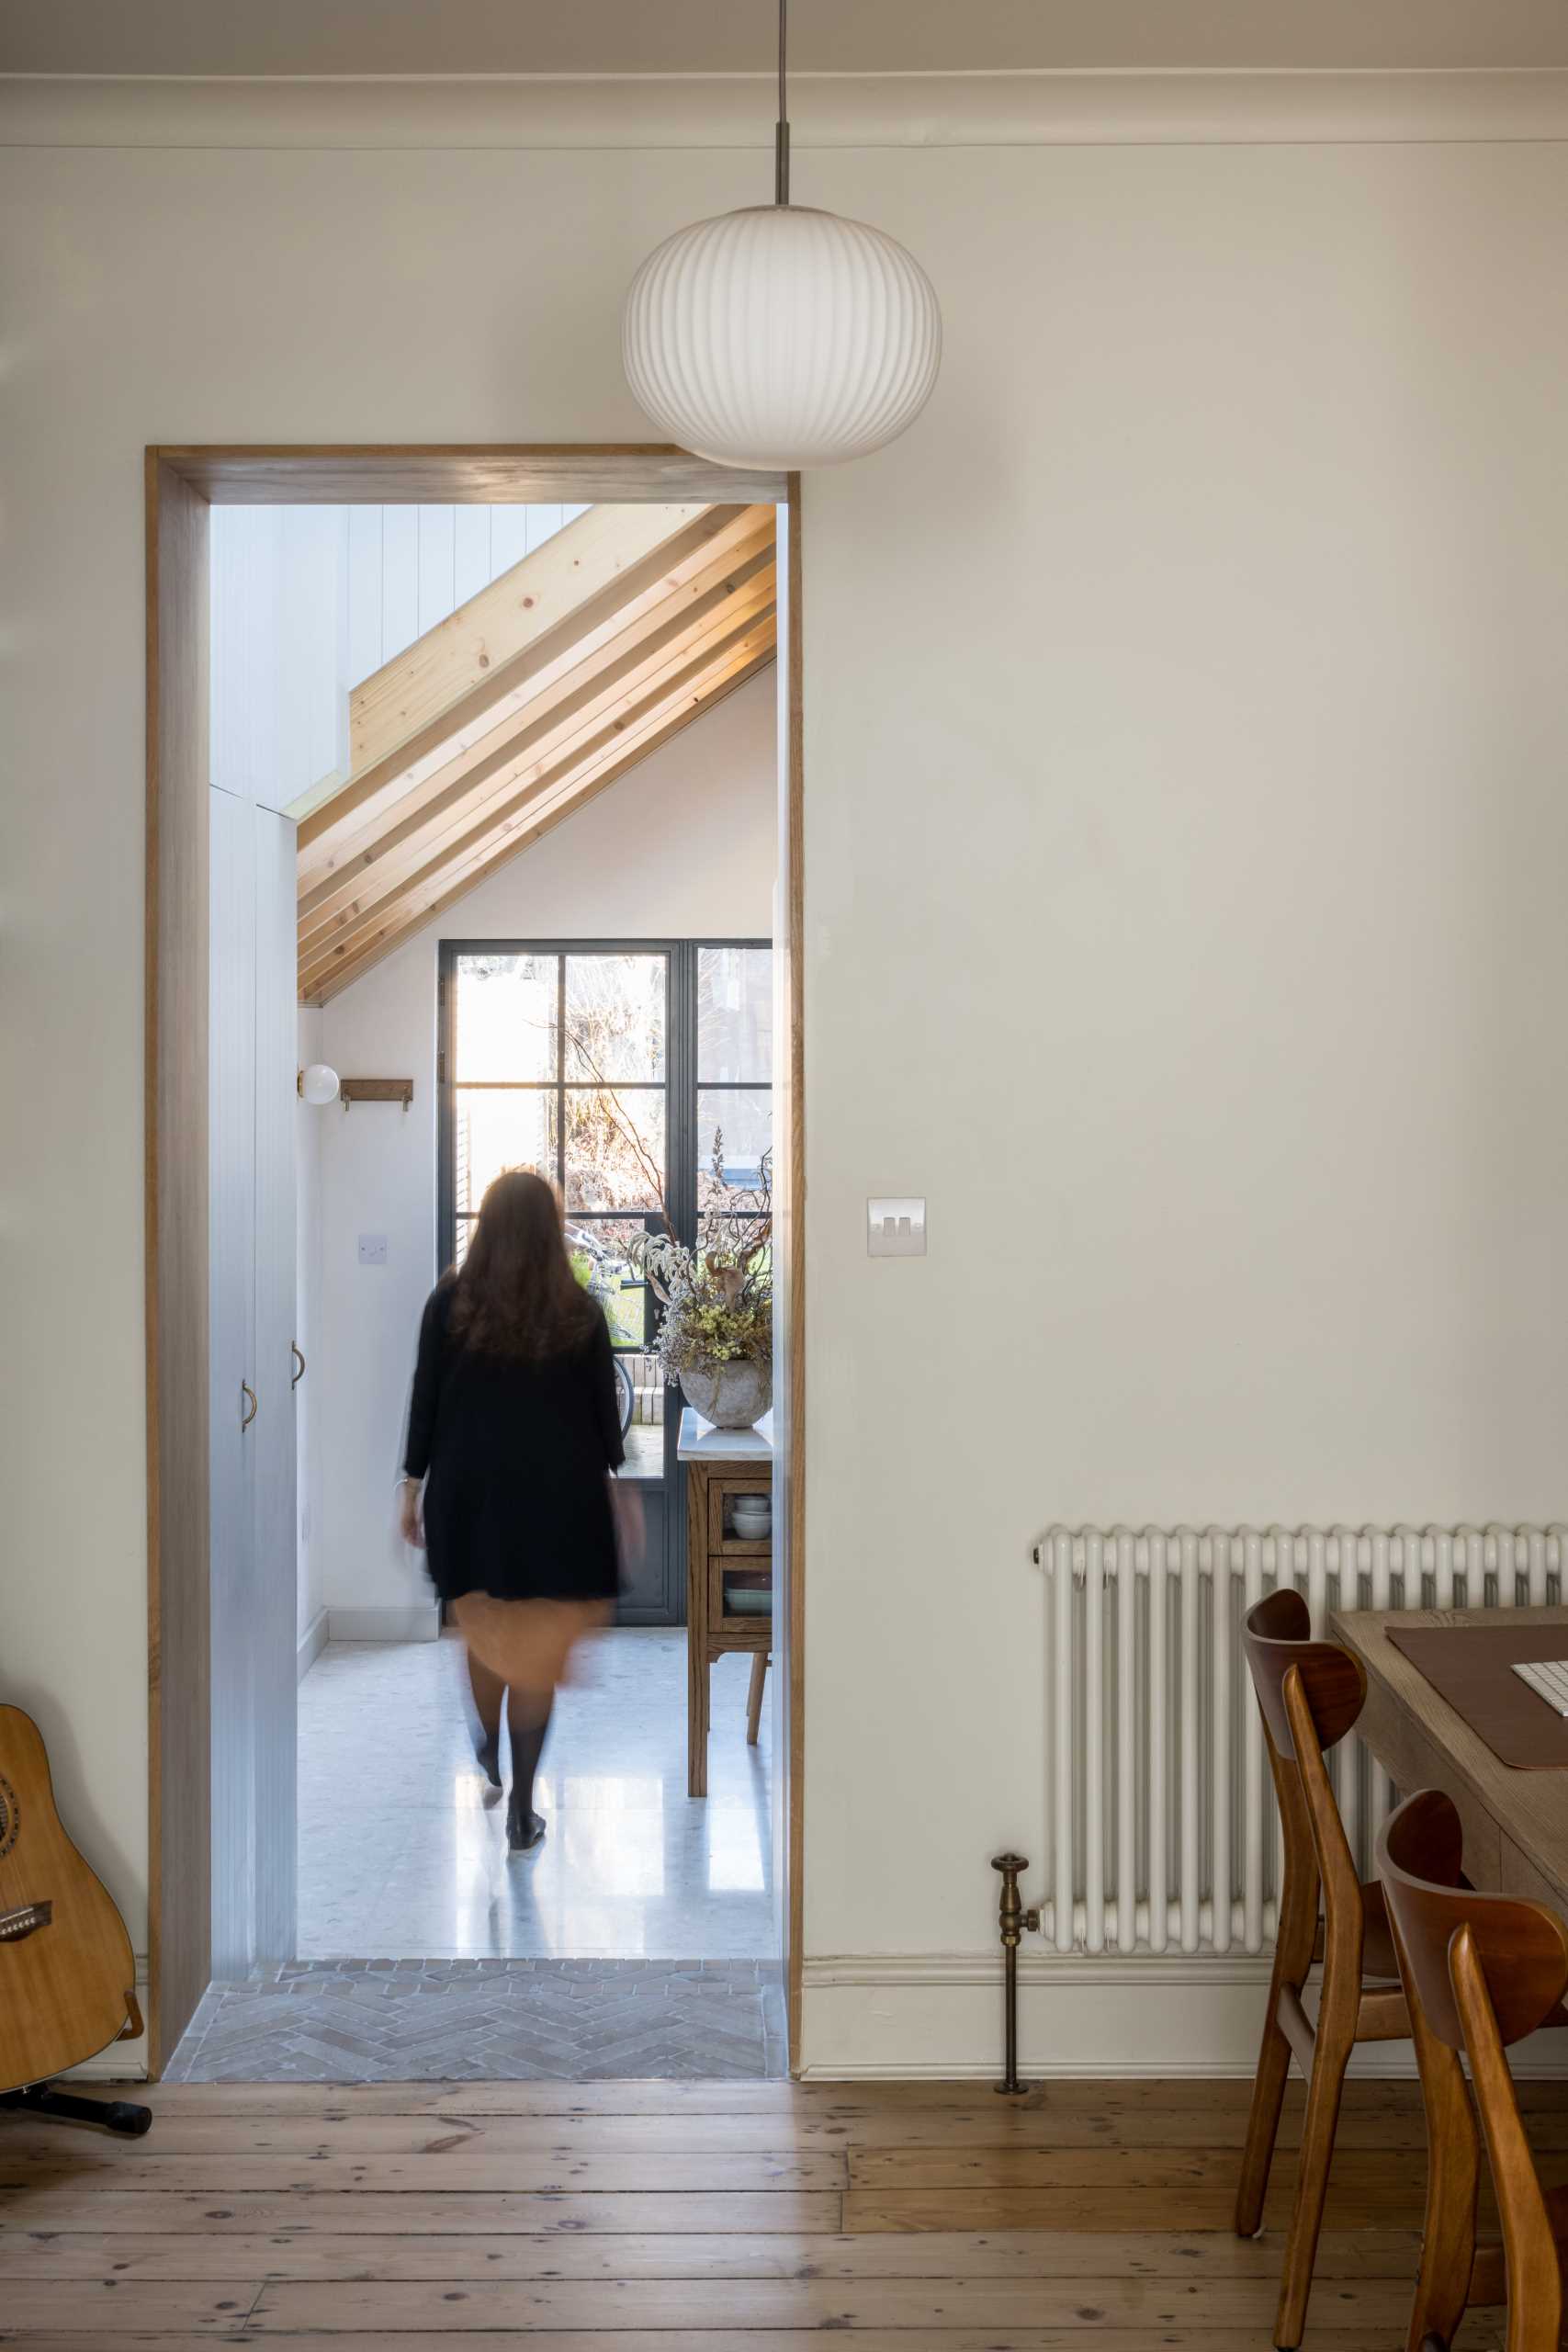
447;1169;599;1362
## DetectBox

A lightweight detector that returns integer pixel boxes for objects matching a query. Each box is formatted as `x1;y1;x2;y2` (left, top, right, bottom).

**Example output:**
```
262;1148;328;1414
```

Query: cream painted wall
4;111;1567;2066
312;673;775;1626
295;1005;325;1649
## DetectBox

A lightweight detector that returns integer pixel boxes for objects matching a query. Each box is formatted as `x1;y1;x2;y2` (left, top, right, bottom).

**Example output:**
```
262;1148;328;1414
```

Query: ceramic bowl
682;1358;773;1430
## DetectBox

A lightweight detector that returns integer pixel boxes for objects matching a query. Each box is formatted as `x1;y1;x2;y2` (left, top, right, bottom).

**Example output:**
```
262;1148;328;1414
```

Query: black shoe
475;1734;502;1792
506;1795;546;1854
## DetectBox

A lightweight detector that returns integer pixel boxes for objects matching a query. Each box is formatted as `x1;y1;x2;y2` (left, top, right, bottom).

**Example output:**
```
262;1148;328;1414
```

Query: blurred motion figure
399;1170;642;1852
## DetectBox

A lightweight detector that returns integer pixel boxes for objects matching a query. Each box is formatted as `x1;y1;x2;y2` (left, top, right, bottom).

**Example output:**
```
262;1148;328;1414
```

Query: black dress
402;1280;626;1608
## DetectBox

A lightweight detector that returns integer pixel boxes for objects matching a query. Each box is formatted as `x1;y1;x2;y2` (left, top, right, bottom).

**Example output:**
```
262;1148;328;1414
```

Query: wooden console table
678;1408;773;1798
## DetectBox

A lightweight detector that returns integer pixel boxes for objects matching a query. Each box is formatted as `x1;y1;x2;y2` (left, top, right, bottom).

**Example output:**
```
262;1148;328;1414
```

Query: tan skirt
452;1592;612;1710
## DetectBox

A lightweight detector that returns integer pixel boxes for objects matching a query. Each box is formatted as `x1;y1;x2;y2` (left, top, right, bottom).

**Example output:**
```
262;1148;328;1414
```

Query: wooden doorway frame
145;445;806;2075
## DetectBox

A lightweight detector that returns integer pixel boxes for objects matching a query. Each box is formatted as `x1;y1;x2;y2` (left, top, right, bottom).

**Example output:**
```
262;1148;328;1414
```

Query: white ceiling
6;1;1566;78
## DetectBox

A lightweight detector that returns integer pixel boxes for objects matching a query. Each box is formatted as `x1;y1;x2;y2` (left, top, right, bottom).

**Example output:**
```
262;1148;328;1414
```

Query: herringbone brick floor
164;1958;785;2083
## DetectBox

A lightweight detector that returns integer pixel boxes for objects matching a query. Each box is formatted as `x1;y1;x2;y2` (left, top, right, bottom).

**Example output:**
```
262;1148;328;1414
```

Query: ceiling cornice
5;69;1568;151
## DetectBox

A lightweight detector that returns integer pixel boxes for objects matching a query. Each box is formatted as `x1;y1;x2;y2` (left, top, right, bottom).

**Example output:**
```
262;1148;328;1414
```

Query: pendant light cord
774;0;790;206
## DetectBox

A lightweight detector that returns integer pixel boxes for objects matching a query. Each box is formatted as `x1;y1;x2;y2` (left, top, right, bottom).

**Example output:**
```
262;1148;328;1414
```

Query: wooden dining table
1331;1603;1568;1914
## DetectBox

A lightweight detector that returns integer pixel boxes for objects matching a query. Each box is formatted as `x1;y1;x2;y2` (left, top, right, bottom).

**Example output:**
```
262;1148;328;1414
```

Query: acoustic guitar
0;1703;144;2108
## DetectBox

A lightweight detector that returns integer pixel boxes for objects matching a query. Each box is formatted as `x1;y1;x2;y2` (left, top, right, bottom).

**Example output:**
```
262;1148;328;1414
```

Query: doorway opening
145;454;803;2084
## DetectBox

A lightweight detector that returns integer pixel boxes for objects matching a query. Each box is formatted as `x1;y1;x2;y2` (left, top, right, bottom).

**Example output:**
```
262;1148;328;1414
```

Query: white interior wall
212;501;585;815
212;509;347;808
294;1005;326;1662
6;91;1568;2074
312;673;776;1632
346;503;587;684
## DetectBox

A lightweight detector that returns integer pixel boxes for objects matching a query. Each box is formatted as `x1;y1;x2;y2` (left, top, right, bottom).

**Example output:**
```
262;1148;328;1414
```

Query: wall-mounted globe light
622;2;941;472
298;1063;341;1107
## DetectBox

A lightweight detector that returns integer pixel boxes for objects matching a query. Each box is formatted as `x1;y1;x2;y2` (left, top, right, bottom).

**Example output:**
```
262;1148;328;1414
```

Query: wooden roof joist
300;507;774;892
299;496;778;1003
299;546;775;928
302;502;770;858
302;639;773;1004
298;594;775;961
301;618;775;994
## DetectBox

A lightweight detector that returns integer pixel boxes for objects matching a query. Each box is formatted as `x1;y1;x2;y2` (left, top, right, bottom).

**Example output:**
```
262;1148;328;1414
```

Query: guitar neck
0;1902;53;1942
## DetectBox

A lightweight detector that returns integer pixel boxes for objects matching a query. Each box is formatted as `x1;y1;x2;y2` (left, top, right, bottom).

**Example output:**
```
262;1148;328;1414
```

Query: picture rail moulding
6;70;1568;152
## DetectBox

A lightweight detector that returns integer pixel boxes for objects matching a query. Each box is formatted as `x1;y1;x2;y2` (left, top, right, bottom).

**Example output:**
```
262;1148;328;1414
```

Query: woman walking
398;1170;638;1854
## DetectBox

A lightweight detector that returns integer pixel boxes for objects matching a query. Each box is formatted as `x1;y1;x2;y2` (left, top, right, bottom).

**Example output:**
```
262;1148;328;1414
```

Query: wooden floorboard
6;2104;1545;2151
0;2189;843;2236
0;2227;1423;2279
0;2075;1552;2346
0;2078;1489;2122
0;2152;845;2193
0;2335;1452;2351
264;2273;1418;2324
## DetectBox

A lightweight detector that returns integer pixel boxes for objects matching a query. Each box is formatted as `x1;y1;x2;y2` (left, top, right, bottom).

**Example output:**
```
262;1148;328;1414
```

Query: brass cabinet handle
291;1341;306;1390
241;1380;258;1431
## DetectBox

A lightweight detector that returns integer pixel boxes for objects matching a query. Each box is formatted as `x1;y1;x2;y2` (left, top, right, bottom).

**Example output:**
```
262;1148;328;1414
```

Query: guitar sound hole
0;1772;17;1860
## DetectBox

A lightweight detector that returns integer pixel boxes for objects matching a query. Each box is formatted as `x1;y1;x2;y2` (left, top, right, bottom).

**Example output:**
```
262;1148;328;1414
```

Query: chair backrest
1241;1591;1370;1950
1379;1791;1568;2352
1378;1790;1568;2050
1240;1588;1368;1759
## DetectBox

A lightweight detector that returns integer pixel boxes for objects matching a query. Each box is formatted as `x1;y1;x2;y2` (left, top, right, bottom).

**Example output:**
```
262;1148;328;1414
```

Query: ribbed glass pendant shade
623;204;942;471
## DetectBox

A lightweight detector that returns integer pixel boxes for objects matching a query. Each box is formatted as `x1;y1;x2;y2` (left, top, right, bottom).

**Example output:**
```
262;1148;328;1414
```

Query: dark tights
466;1651;553;1826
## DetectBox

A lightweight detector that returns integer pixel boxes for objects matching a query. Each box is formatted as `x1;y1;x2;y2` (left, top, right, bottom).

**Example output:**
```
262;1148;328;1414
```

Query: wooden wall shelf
337;1078;413;1112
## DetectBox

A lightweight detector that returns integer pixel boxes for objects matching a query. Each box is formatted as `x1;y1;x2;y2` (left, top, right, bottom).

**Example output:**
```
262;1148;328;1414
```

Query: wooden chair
1235;1589;1410;2350
1378;1788;1568;2352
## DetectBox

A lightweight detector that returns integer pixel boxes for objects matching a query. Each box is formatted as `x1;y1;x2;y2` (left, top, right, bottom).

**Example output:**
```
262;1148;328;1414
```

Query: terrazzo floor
164;1628;784;2082
298;1628;775;1961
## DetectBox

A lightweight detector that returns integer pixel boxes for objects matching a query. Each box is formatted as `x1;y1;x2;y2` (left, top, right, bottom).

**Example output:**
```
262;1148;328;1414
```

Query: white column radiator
1035;1523;1566;1959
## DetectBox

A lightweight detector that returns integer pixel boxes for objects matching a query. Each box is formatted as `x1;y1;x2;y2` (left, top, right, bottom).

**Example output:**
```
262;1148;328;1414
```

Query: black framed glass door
438;939;772;1625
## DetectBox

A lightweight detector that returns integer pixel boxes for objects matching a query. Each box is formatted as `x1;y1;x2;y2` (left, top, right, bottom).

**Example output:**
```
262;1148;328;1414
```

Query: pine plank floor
3;2074;1562;2346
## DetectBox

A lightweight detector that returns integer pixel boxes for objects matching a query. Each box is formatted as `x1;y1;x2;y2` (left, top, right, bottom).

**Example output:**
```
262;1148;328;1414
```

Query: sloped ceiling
298;501;776;1003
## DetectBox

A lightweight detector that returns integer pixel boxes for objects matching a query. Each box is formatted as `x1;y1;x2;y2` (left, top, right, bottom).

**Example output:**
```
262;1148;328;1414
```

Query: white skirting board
326;1602;441;1644
296;1608;329;1680
796;1954;1568;2080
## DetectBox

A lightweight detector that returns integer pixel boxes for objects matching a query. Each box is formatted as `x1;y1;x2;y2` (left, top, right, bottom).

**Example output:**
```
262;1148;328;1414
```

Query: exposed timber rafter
301;648;773;1004
299;500;778;1003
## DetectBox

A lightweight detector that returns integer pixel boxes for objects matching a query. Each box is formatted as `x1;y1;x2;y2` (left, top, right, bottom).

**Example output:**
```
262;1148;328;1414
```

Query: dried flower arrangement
563;1017;773;1425
630;1134;773;1385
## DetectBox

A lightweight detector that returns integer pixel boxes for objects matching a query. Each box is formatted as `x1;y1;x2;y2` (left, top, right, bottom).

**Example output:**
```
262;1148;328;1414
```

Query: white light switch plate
357;1233;389;1266
867;1197;927;1258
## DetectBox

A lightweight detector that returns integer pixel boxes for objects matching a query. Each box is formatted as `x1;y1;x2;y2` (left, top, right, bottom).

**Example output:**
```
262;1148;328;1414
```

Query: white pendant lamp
622;1;941;472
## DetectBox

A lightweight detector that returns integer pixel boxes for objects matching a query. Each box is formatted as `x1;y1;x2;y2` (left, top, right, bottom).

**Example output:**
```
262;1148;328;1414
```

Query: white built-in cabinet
209;783;298;1975
204;498;593;1972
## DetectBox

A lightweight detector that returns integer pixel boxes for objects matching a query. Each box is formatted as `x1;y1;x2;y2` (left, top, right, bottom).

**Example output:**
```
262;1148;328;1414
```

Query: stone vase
682;1357;773;1430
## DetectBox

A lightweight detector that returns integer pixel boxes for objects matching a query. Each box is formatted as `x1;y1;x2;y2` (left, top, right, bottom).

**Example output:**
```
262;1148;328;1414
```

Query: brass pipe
990;1851;1040;2095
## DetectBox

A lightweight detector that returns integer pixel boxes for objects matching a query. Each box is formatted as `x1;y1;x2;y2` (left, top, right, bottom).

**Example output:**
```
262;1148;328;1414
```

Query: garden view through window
439;941;773;1620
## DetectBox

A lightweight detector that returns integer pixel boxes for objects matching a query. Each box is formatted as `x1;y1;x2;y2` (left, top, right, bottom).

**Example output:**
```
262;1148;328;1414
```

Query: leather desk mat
1387;1622;1568;1771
